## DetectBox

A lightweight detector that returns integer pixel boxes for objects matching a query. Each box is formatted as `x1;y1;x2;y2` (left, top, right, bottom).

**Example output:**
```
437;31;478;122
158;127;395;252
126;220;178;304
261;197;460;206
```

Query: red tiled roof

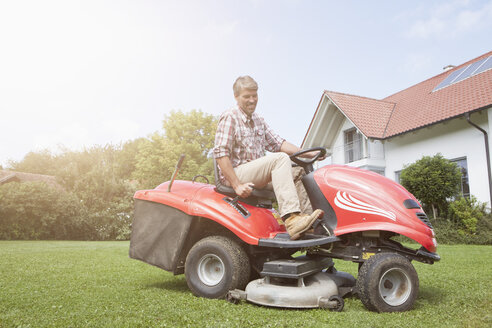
0;170;63;190
324;91;395;138
319;51;492;139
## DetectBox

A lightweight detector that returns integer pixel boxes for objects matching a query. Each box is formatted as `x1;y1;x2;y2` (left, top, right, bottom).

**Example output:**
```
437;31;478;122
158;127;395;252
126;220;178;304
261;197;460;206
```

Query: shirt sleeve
262;118;285;152
213;112;235;159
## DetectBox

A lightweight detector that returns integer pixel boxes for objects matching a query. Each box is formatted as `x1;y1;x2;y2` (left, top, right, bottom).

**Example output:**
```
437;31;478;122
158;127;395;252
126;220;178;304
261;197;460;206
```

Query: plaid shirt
214;106;285;175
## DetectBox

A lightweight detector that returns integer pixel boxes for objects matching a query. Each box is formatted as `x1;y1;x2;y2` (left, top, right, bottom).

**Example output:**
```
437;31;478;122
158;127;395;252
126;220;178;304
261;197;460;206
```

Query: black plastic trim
302;172;337;234
416;247;441;262
416;212;433;229
223;197;251;219
403;199;420;209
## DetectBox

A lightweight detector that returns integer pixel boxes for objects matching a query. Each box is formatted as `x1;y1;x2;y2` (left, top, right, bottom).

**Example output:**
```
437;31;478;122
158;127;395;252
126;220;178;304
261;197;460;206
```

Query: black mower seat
213;158;276;200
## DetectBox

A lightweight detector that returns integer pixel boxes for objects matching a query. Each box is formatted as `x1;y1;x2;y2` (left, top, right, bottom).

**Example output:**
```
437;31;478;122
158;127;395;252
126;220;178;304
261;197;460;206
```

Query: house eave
382;104;492;141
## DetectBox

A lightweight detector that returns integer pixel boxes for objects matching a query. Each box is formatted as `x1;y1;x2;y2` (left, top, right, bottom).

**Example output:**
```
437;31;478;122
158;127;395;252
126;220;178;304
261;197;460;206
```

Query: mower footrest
258;233;340;248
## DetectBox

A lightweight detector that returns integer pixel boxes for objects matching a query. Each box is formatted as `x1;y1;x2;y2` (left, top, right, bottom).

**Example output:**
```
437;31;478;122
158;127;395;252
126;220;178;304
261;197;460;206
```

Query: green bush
84;189;134;241
431;214;492;245
70;165;135;241
0;181;134;241
0;182;91;240
448;196;487;234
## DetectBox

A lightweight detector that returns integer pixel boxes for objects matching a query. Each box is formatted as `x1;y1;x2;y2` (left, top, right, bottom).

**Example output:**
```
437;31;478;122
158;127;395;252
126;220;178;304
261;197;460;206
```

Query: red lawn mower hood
314;165;437;253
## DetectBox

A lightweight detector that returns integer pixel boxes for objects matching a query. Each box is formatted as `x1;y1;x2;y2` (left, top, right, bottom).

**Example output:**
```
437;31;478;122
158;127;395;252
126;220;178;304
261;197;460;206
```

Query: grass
0;241;491;328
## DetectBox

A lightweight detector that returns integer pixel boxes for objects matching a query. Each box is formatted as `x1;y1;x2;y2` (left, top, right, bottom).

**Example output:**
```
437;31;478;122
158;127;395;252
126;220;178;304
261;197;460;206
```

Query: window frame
344;128;363;163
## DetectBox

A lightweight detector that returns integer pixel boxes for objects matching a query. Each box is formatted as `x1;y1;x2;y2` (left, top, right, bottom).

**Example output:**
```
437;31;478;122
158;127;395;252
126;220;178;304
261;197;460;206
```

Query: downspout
465;113;492;206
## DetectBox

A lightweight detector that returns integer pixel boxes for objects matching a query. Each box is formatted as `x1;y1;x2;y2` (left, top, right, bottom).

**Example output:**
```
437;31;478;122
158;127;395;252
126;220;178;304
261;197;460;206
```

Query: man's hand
234;182;255;198
303;150;327;161
280;142;326;161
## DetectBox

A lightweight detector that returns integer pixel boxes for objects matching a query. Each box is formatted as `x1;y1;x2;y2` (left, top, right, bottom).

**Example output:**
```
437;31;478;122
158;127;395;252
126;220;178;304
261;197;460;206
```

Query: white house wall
384;111;491;206
367;139;385;161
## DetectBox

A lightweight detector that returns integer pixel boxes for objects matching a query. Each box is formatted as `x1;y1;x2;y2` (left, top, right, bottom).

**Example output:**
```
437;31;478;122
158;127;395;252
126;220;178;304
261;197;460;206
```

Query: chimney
443;65;456;71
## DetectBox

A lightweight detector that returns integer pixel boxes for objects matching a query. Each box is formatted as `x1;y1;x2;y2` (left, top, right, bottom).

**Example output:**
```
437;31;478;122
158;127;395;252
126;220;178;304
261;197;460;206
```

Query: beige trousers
234;153;313;217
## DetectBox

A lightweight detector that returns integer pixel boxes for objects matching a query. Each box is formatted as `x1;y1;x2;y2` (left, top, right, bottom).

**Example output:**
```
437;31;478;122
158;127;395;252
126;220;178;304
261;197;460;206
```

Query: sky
1;0;491;167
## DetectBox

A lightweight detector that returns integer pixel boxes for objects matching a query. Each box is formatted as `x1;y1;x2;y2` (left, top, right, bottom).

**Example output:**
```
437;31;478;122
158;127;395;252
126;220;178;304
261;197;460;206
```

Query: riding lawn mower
129;147;440;312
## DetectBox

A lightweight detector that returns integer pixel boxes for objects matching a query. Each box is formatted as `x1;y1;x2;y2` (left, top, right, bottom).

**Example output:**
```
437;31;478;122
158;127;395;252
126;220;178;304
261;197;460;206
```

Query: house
302;51;492;208
0;170;63;190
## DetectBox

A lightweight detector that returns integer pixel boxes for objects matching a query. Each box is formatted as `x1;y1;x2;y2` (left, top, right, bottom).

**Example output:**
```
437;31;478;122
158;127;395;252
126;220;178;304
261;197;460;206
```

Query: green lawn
0;241;490;328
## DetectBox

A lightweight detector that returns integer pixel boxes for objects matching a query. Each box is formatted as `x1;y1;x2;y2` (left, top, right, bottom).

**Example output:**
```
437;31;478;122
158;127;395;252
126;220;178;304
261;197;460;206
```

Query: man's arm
214;112;253;198
216;156;254;198
280;141;326;160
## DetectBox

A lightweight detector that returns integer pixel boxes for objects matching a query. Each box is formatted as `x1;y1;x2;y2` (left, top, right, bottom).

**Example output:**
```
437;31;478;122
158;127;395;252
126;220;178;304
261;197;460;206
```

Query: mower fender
134;180;284;246
334;222;437;253
187;186;283;245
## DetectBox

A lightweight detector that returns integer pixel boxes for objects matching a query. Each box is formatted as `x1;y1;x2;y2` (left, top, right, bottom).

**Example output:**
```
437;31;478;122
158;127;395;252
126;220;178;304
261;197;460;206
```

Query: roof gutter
465;113;492;206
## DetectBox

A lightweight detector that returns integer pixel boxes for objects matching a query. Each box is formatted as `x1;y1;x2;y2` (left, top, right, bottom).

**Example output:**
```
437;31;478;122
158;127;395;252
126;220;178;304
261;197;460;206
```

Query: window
344;129;363;163
451;157;470;198
395;170;401;184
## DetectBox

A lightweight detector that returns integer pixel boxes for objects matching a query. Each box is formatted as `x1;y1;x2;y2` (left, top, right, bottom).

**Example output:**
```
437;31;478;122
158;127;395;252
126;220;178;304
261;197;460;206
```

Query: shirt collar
236;105;254;123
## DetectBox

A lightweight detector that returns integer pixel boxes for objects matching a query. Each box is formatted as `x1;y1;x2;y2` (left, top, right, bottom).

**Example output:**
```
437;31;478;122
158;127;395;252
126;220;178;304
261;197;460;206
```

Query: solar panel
433;55;492;92
453;57;488;83
433;66;466;91
473;56;492;75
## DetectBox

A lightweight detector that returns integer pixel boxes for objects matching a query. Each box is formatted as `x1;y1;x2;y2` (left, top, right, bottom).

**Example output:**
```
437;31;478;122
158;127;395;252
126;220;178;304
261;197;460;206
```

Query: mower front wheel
185;236;250;299
356;253;419;312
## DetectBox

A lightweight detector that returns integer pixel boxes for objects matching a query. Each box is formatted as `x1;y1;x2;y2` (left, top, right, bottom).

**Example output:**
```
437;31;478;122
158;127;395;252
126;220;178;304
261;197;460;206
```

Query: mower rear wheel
185;236;250;299
356;253;419;312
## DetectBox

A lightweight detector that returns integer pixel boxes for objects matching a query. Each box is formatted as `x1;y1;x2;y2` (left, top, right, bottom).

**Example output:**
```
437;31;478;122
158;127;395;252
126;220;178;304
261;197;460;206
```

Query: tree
1;109;218;240
55;145;135;240
133;110;217;188
5;145;136;240
114;138;148;180
7;149;57;175
400;153;461;219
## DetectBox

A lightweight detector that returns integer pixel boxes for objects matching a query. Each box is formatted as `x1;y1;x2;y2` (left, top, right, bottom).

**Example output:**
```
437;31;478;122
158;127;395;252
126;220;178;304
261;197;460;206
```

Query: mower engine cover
314;165;437;252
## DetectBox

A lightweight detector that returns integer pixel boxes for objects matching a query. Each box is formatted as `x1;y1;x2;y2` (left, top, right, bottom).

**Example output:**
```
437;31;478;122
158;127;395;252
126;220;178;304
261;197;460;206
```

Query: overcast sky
1;0;491;167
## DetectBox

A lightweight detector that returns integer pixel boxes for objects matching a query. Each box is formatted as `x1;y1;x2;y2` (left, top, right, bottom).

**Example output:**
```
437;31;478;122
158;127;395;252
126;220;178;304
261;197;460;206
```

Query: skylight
433;55;492;92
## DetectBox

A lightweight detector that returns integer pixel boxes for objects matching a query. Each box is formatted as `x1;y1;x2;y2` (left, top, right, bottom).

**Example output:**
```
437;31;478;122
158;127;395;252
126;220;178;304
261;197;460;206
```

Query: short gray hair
233;76;258;97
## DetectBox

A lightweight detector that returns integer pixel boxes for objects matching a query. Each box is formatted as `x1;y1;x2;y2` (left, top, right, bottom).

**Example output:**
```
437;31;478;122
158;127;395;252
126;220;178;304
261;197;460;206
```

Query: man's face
235;88;258;116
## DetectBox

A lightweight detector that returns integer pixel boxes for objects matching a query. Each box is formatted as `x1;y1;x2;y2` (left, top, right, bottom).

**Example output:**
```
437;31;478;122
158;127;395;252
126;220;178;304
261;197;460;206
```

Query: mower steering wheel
290;147;327;167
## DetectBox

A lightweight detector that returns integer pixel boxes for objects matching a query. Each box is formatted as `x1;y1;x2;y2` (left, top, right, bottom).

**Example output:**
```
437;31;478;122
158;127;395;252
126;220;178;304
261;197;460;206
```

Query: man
213;75;324;240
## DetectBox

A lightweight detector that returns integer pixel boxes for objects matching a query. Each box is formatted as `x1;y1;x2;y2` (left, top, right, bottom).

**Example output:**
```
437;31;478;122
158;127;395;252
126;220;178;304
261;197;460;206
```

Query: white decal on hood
334;191;396;221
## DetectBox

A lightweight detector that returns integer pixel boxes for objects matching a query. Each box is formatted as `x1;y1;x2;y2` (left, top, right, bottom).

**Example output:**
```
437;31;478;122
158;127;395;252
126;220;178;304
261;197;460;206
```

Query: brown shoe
284;209;324;240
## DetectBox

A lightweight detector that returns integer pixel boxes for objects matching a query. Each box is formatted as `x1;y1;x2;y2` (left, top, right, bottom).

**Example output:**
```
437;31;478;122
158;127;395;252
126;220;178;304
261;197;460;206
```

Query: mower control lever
168;154;186;192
